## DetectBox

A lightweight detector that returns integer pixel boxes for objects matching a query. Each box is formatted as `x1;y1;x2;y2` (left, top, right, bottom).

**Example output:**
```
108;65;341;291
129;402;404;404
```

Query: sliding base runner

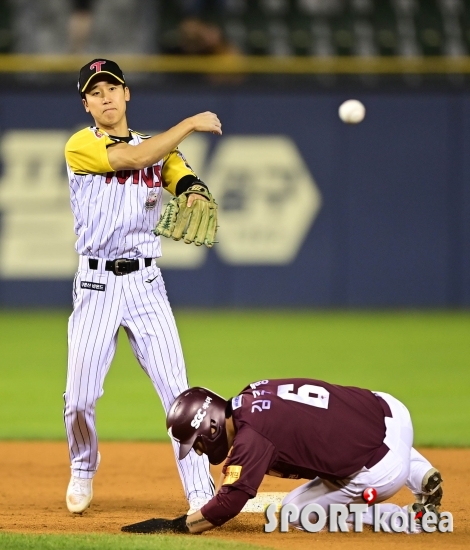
122;377;445;535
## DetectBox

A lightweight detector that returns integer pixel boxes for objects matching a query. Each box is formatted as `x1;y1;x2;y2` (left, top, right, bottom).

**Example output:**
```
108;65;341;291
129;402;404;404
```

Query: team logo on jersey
232;395;243;410
223;465;242;485
145;189;159;210
88;127;105;139
105;166;162;188
81;281;106;291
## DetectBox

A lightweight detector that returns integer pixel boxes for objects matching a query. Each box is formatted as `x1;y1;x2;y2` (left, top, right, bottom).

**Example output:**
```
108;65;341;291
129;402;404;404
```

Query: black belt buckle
113;259;132;276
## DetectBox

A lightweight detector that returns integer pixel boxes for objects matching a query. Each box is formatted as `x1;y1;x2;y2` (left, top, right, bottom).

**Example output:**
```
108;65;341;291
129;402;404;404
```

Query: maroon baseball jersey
221;378;389;497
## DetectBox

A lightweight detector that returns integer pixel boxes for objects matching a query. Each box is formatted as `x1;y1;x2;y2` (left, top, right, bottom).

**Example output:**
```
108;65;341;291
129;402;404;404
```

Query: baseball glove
154;184;218;247
122;514;190;534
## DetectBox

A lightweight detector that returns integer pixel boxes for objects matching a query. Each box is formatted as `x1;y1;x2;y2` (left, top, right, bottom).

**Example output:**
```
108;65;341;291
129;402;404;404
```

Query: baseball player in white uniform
63;59;221;514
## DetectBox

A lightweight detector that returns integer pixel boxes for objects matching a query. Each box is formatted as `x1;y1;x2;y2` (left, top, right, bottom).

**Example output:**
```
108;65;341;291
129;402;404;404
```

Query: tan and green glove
153;184;218;247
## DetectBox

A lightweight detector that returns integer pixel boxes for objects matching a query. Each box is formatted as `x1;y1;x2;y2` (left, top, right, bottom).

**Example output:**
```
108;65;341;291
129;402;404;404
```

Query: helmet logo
190;396;212;429
191;409;206;429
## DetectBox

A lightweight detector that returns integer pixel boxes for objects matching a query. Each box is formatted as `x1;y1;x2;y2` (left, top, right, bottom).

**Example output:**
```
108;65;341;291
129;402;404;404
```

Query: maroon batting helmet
166;387;229;465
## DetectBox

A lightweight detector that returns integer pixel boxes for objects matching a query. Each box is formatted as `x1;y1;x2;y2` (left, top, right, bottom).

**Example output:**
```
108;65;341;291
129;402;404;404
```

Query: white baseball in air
338;99;366;124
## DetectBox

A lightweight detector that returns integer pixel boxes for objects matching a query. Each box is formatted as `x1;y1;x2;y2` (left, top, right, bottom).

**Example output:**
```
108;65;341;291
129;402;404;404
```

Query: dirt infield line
0;443;468;549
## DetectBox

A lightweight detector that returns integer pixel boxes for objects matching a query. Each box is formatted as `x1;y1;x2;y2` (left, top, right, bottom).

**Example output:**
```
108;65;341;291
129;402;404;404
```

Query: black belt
88;258;152;276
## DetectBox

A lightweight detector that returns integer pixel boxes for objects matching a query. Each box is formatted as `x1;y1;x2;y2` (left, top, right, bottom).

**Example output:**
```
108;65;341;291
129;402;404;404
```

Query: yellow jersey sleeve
65;127;116;174
161;148;197;196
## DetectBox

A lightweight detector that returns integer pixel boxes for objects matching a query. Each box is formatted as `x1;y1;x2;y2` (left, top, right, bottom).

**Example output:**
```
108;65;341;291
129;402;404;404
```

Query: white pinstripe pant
283;392;432;530
64;256;214;502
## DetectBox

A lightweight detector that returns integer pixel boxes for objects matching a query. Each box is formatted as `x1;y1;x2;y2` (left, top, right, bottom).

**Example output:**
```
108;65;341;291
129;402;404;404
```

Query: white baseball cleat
66;476;93;513
187;496;211;515
66;452;100;514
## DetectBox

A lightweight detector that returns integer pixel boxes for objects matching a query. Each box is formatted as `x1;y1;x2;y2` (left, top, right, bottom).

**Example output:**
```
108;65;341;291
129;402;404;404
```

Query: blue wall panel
0;89;468;307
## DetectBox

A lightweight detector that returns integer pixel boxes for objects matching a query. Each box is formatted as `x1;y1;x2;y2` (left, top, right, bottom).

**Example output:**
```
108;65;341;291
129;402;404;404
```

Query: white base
241;492;288;513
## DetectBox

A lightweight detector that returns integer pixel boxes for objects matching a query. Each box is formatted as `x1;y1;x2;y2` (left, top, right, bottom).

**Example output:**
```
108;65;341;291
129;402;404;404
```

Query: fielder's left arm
154;148;218;248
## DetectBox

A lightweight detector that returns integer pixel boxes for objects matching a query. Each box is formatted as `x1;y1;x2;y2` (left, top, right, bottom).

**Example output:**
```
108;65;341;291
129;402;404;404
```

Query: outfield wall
0;88;469;307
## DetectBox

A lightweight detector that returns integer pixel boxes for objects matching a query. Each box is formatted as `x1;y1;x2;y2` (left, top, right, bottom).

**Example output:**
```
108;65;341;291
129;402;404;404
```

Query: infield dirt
0;443;468;549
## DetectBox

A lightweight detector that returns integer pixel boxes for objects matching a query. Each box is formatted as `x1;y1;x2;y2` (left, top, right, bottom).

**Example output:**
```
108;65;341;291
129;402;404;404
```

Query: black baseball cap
78;59;125;95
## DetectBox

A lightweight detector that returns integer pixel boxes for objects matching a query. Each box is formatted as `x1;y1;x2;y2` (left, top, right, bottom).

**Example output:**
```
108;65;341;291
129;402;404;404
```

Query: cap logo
90;60;106;72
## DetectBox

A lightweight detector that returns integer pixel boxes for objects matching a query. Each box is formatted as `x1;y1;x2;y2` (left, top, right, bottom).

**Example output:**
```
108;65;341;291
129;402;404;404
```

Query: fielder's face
82;79;130;128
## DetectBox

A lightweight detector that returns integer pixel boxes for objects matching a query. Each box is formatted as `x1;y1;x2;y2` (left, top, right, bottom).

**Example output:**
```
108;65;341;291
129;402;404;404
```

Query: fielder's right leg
64;262;124;513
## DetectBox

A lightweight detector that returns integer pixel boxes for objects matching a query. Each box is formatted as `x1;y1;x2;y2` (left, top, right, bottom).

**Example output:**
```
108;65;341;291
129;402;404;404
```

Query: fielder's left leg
121;264;214;509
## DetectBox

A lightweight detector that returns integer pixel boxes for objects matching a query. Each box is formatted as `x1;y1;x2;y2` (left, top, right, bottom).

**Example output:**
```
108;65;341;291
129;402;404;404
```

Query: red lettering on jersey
90;60;106;72
141;167;154;188
105;168;160;187
153;166;162;187
116;170;131;184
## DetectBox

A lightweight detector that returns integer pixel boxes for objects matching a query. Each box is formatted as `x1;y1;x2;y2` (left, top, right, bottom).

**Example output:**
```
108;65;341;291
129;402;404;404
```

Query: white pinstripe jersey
65;127;196;259
65;126;196;259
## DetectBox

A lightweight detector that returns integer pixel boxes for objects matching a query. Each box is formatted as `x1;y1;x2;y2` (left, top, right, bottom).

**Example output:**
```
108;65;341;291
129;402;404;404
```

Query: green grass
0;310;469;445
0;533;264;550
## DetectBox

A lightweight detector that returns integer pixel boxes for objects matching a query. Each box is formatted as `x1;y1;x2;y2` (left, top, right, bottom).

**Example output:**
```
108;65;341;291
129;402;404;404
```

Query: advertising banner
0;90;469;306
